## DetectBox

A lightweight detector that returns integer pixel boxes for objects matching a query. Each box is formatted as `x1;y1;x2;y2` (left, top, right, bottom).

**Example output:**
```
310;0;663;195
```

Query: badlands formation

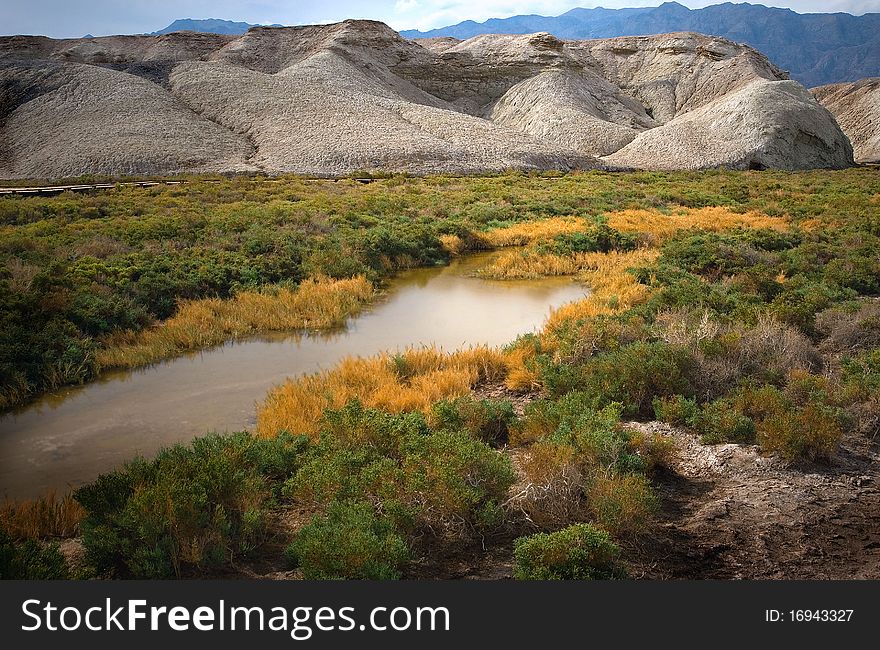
0;21;855;178
813;79;880;164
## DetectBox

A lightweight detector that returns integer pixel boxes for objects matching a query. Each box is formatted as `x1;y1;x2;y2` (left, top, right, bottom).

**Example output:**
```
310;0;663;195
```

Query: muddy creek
0;253;586;498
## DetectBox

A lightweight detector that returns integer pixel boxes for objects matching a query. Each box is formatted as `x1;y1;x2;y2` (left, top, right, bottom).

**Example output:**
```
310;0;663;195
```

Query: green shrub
769;277;852;336
587;473;657;535
286;401;515;536
758;403;843;463
538;223;636;256
653;395;699;427
513;524;625;580
660;229;797;280
431;396;516;446
286;501;410;580
404;429;515;529
0;530;69;579
695;399;756;444
75;431;307;578
579;342;697;417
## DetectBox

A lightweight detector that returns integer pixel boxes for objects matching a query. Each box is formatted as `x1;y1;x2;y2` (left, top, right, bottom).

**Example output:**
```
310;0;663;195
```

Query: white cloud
394;0;419;11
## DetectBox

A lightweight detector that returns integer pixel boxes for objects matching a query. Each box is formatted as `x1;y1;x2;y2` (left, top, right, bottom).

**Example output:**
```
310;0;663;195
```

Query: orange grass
443;208;786;257
255;345;507;438
504;249;659;391
0;492;85;540
605;207;788;244
440;217;592;255
97;276;374;370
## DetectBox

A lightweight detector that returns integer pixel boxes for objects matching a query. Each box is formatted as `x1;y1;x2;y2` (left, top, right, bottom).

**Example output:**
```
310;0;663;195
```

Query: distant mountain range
150;18;280;36
401;2;880;87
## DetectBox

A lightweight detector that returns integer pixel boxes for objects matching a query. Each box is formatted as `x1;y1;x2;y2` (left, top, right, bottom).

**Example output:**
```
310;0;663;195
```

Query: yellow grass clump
0;492;85;540
605;207;787;244
542;249;659;334
256;345;507;438
444;208;785;257
482;217;590;247
439;217;593;255
97;276;374;370
439;233;466;255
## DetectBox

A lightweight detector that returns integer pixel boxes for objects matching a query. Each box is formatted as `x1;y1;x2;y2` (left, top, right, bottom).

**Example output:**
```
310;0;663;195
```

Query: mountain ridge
401;2;880;87
150;18;282;36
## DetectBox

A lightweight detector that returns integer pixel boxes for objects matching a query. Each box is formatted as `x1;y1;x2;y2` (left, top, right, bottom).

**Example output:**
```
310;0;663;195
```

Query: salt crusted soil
623;422;880;579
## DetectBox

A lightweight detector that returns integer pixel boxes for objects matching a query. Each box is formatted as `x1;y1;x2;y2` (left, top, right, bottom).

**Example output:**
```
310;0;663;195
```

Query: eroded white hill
0;21;855;178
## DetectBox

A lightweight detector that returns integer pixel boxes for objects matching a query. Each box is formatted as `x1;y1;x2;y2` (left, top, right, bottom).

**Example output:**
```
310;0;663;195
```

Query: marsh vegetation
1;169;879;579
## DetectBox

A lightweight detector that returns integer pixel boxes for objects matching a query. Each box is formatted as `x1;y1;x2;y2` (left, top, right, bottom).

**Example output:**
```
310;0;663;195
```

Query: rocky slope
812;79;880;164
0;21;854;178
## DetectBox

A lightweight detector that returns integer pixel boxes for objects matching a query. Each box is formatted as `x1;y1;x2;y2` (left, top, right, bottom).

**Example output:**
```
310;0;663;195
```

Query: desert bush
627;428;677;473
817;301;880;353
536;223;637;256
660;229;796;280
821;233;880;294
430;396;516;446
652;395;700;427
695;399;756;444
577;342;697;417
758;404;843;463
652;308;721;350
0;530;69;579
509;395;561;446
513;524;625;580
769;277;852;336
75;431;307;578
739;316;822;377
285;501;409;580
734;384;790;423
405;429;515;532
552;314;649;367
652;310;820;400
725;379;846;461
508;442;585;529
285;401;515;539
838;349;880;438
587;473;657;535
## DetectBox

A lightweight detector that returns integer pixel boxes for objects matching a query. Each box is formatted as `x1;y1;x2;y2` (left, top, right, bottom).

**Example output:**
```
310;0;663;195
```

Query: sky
1;0;879;38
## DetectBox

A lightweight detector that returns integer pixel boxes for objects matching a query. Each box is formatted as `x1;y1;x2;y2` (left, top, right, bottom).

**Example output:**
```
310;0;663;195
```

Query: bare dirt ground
622;422;880;579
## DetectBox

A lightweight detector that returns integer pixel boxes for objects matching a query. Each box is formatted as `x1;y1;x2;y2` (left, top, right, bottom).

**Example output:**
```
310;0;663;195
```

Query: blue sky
2;1;879;38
